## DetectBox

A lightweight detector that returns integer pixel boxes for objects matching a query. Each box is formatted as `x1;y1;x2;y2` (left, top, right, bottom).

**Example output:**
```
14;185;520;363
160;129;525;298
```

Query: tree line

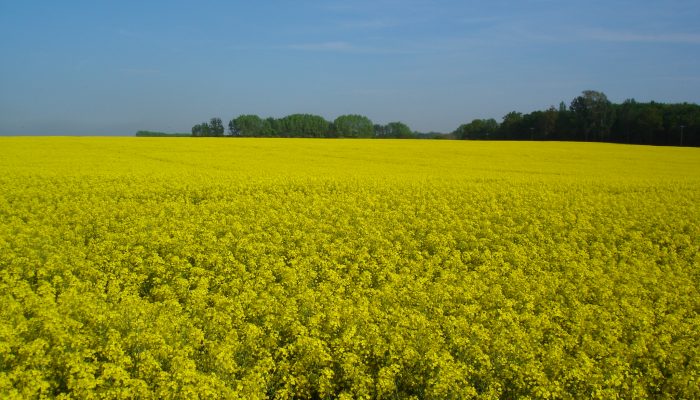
453;91;700;146
189;91;699;146
191;114;418;139
135;130;191;137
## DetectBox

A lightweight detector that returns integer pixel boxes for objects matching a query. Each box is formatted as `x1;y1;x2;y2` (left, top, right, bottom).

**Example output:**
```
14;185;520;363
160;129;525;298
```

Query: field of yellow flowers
1;137;699;399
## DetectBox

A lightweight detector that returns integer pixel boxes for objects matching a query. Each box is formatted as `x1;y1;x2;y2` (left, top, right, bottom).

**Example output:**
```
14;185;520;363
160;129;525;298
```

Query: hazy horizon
2;1;700;136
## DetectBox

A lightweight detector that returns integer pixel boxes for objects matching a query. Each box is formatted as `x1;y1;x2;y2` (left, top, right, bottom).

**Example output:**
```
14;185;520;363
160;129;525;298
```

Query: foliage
1;138;699;398
569;90;615;142
456;91;700;146
135;131;191;137
192;118;225;137
277;114;330;138
378;122;415;139
217;114;422;139
190;92;699;144
333;115;374;138
229;115;272;137
191;122;211;137
209;118;225;137
454;119;499;140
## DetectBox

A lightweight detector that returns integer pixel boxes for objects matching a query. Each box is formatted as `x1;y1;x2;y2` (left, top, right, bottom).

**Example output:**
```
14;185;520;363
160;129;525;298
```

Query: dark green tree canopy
453;119;498;140
498;111;523;139
209;118;224;137
184;92;699;146
385;122;414;138
570;90;615;141
333;115;374;138
448;90;698;146
229;115;271;137
191;122;211;137
278;114;330;137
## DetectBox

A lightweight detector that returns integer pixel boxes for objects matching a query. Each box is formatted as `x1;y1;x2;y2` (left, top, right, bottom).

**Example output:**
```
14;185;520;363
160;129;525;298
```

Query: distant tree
227;119;237;136
671;102;700;146
374;124;387;138
453;118;499;140
555;102;575;140
613;99;639;143
210;118;224;136
278;114;330;137
636;102;663;145
608;100;700;146
334;115;374;138
230;115;267;137
136;131;190;137
570;90;615;141
265;117;280;137
202;123;212;136
539;106;559;140
192;122;211;137
520;108;558;140
415;132;451;139
498;111;523;139
384;122;415;138
191;93;700;145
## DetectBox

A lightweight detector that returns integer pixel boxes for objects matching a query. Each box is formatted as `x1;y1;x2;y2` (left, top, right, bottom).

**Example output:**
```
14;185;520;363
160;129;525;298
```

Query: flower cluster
0;138;698;399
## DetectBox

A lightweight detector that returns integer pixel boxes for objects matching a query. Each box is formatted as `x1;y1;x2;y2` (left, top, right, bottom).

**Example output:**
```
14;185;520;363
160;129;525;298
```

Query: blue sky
1;0;699;135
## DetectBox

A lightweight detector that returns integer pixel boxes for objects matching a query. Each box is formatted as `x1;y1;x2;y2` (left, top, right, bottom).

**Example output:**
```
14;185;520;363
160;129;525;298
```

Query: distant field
1;138;699;399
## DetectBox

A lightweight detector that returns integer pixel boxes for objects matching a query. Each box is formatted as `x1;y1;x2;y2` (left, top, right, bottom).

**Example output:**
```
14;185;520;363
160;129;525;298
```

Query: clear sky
1;0;699;135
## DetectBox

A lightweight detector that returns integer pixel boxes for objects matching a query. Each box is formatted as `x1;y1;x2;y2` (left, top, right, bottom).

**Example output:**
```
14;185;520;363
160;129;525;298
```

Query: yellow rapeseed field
1;137;699;399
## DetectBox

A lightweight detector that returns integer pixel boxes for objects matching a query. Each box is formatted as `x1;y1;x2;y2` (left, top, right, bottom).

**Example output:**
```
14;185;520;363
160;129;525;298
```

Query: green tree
333;115;374;138
453;119;499;140
539;106;559;140
636;102;663;144
210;118;224;137
570;90;615;141
230;115;268;137
191;122;210;137
373;124;387;138
265;117;280;137
384;122;415;138
191;124;202;137
555;101;575;140
614;99;639;143
278;114;330;137
228;118;240;136
498;112;523;140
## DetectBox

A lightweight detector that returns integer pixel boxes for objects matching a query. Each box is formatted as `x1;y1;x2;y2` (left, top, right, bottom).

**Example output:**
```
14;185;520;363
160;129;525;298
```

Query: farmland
1;137;699;399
